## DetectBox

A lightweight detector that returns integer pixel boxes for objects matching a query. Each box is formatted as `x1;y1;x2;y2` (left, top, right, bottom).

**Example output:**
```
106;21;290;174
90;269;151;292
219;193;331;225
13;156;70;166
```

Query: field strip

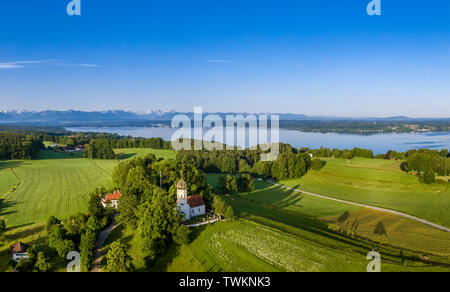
268;180;450;233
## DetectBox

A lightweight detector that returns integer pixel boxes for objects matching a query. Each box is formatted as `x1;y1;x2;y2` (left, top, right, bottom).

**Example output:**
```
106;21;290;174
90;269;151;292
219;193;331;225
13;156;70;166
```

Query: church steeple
177;179;188;205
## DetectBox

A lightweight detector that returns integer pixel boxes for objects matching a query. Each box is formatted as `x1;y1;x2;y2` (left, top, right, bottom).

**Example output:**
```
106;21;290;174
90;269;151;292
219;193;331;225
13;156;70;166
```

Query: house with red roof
10;242;29;263
101;190;123;209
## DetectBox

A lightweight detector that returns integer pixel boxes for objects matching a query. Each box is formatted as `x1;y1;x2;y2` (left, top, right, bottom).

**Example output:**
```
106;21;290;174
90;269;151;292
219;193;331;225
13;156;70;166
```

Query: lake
66;127;450;154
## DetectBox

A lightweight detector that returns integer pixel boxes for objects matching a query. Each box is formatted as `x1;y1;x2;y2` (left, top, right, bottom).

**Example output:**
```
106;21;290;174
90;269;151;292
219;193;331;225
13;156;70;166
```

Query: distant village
48;135;88;153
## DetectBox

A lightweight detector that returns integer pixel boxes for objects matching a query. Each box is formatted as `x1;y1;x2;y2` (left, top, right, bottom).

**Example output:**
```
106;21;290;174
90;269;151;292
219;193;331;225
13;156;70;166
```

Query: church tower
176;179;190;220
177;179;188;204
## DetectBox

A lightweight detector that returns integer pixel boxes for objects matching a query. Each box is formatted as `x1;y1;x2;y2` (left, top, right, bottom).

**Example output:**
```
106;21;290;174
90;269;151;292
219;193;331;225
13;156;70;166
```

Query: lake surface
66;127;450;154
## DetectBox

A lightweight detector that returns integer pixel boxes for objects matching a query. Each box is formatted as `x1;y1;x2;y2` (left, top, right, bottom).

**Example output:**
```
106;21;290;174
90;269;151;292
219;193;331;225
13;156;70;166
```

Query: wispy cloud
0;60;54;69
0;60;100;69
204;59;231;64
0;63;23;69
54;62;101;68
80;64;100;68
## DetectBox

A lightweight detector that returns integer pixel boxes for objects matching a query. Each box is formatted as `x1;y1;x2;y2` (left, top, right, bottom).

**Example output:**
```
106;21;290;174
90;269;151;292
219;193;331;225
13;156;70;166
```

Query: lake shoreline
65;126;450;155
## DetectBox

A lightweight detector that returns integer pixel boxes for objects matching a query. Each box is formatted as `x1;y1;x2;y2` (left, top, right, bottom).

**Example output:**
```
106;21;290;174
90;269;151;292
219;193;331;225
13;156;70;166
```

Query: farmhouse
176;179;206;221
10;242;29;263
101;190;123;209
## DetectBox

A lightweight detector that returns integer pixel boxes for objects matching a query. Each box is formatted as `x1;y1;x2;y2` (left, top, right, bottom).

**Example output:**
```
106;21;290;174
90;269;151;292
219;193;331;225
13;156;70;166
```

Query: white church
176;179;206;221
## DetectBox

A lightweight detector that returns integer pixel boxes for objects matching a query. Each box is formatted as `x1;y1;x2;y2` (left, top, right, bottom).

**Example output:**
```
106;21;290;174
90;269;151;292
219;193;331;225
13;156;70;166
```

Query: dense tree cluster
47;132;171;150
40;194;114;272
0;133;44;160
176;143;313;181
218;175;238;194
236;174;255;193
87;139;116;159
405;149;450;179
307;147;373;159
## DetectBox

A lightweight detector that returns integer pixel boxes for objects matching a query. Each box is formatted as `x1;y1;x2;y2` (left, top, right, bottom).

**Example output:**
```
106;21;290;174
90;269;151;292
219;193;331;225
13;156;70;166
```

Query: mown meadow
102;176;449;272
280;158;450;227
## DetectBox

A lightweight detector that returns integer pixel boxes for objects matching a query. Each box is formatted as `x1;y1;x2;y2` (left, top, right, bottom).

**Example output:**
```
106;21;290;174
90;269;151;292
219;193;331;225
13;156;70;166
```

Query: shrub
420;172;435;184
225;206;235;219
312;159;324;170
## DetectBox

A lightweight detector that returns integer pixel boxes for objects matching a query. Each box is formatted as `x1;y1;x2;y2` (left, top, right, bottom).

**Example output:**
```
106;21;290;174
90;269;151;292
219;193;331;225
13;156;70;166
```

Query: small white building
176;179;206;221
101;190;123;209
10;242;29;263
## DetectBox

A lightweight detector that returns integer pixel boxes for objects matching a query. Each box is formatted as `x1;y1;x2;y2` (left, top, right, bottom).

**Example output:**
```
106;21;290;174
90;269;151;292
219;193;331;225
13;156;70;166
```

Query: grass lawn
0;148;176;228
206;173;450;257
115;148;176;161
239;181;450;258
280;158;450;228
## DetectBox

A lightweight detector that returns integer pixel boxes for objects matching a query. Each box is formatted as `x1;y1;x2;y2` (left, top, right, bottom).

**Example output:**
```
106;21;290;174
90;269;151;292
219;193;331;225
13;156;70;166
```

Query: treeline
280;120;450;133
0;133;44;160
303;147;374;159
404;149;450;183
176;143;313;181
48;133;172;150
87;139;116;159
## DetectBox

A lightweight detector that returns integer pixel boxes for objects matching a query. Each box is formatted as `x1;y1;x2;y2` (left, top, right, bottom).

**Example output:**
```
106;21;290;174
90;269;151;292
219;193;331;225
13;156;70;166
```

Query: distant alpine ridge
0;110;447;125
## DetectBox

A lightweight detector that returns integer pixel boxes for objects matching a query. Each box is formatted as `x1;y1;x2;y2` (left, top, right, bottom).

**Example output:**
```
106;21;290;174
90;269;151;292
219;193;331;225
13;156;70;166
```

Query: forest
0;133;44;160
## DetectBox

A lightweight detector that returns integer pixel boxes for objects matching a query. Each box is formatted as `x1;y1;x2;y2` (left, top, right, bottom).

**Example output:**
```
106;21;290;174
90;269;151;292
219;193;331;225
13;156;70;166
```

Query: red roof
10;242;29;256
187;194;205;208
104;191;123;203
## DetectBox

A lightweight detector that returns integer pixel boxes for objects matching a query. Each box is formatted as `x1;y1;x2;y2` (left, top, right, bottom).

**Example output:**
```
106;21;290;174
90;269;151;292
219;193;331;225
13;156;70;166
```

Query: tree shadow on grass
338;211;351;223
231;191;395;257
36;150;83;160
4;224;43;242
118;152;137;160
244;184;305;210
0;199;22;217
0;161;27;170
189;225;208;242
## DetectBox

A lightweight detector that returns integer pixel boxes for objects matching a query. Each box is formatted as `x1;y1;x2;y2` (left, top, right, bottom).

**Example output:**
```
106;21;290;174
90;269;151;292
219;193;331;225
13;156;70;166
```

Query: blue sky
0;0;449;117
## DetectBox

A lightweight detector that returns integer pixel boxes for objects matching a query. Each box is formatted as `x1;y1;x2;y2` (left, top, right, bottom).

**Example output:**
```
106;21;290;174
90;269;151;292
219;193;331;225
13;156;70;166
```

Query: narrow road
92;214;119;272
268;180;450;233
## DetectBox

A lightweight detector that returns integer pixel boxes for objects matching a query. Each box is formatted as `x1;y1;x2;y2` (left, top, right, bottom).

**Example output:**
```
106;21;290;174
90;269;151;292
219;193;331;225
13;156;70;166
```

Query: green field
0;149;175;228
1;152;449;272
280;158;450;228
103;176;449;272
166;219;447;272
239;181;449;257
115;148;176;161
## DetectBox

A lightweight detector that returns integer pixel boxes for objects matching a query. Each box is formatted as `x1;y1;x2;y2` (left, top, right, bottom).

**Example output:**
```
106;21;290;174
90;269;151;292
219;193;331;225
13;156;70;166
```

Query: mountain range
1;110;448;125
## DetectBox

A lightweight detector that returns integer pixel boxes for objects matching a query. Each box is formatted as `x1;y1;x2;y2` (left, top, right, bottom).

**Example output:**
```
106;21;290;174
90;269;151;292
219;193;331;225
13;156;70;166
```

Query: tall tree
105;241;134;272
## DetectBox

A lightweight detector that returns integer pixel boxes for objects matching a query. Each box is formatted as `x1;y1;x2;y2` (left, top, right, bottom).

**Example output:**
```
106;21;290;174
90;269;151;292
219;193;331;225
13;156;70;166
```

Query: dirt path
268;180;450;233
92;214;119;272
